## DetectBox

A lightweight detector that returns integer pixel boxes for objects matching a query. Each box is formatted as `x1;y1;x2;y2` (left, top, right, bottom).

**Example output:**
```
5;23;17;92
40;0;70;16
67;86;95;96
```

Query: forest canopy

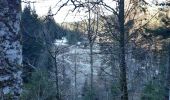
0;0;169;100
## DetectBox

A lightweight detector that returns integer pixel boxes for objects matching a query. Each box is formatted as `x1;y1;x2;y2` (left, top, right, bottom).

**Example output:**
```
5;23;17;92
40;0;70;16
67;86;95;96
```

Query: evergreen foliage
141;81;164;100
21;69;56;100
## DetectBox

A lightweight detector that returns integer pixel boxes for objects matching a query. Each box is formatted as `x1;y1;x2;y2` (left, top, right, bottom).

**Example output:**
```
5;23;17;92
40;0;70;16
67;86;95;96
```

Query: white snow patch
155;70;159;75
54;37;68;46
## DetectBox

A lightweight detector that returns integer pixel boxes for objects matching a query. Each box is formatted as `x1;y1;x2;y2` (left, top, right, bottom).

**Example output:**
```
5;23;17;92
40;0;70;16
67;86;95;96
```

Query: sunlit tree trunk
0;0;22;99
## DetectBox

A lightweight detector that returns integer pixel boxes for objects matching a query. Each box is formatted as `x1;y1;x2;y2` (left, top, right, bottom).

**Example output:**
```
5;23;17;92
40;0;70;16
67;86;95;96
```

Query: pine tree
21;5;44;82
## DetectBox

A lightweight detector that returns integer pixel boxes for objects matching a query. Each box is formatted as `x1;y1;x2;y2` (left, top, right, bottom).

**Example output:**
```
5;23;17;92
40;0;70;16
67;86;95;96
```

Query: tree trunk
62;55;66;100
54;51;60;100
74;49;77;100
90;43;94;100
87;1;94;99
118;0;128;100
0;0;22;99
165;44;170;100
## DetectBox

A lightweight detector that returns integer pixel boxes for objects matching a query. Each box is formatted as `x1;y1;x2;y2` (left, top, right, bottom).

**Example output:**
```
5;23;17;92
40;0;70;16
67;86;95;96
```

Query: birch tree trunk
0;0;22;99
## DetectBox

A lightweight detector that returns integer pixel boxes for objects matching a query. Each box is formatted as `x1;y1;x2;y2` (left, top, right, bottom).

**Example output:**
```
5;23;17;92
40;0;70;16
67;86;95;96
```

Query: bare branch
128;10;160;41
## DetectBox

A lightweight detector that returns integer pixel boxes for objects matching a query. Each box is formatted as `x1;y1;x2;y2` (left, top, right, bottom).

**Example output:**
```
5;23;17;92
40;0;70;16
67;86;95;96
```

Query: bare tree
118;0;129;100
52;0;160;100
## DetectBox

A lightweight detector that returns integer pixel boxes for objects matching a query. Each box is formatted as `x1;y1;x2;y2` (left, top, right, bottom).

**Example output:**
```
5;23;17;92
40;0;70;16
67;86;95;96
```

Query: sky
22;0;115;23
22;0;166;23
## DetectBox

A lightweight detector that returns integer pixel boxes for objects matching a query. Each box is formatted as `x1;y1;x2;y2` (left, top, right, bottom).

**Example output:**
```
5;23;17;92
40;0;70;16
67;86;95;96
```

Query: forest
0;0;170;100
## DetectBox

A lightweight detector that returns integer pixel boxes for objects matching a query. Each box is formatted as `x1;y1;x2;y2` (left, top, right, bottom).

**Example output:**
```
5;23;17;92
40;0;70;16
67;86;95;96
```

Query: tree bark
87;1;94;100
165;44;170;100
90;43;94;100
118;0;128;100
54;51;60;100
74;49;77;100
0;0;22;99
